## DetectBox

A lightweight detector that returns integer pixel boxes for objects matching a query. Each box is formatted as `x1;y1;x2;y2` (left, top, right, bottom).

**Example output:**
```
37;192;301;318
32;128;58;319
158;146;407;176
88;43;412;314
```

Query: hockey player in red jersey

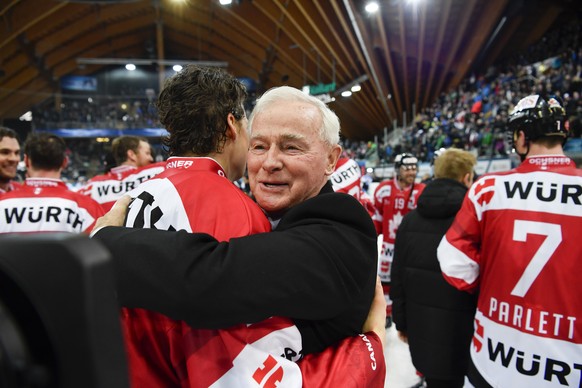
0;133;104;234
373;153;425;326
78;135;164;211
437;95;582;387
0;126;22;195
331;157;375;217
115;67;385;387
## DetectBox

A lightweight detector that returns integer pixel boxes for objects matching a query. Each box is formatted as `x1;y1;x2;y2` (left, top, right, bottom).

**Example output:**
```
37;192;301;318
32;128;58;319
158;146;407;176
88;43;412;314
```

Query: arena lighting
125;63;136;71
341;90;352;97
219;0;233;4
334;74;369;96
351;84;362;92
77;58;228;68
19;111;32;121
365;2;379;13
173;64;183;72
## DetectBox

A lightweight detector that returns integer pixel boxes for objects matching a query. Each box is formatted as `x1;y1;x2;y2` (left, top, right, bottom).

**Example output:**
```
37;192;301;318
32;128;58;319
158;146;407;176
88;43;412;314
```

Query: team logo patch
473;318;484;353
512;94;539;113
474;177;496;206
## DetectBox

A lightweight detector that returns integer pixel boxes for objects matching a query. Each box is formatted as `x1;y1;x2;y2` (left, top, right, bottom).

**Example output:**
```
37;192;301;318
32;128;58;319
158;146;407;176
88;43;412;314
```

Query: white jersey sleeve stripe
437;235;479;290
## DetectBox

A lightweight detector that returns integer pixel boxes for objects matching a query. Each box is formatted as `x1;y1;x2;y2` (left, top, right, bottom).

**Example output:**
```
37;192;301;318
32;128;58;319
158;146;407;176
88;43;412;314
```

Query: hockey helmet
507;94;567;143
394;153;418;173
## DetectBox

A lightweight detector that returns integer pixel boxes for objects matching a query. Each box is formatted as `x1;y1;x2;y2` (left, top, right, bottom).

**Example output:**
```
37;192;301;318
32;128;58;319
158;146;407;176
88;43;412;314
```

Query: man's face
248;101;340;214
0;136;20;182
134;140;153;167
398;164;417;187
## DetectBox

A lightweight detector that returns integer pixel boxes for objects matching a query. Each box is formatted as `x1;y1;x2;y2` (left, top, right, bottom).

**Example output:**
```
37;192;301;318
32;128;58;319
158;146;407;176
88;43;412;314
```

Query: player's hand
90;195;131;236
362;276;387;349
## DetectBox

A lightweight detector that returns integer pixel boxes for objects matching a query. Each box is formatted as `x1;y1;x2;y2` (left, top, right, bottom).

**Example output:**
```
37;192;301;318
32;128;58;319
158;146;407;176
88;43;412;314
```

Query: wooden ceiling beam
398;3;410;116
332;0;389;130
375;11;401;121
448;0;508;88
0;1;68;50
422;0;451;109
17;33;58;90
414;6;427;114
432;0;476;104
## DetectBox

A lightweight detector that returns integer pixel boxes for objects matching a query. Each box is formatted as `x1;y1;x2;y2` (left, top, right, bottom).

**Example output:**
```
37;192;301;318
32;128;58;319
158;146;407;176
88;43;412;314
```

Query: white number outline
511;220;562;297
395;197;405;210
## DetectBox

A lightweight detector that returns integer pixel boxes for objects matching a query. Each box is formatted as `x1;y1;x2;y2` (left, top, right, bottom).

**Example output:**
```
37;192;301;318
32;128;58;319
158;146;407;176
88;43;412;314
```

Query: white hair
249;86;340;145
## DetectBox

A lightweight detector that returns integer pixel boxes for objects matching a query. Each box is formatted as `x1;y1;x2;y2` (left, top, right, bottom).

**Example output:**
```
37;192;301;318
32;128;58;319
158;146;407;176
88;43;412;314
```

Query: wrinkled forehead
252;101;322;132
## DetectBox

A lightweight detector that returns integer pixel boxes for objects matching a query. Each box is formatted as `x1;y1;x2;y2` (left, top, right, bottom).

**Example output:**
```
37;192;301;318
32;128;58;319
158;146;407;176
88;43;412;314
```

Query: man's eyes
249;143;303;152
249;143;266;151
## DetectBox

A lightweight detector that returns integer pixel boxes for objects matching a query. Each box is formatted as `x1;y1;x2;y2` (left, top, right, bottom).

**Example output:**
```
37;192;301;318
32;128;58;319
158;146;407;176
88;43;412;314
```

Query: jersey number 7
510;220;562;297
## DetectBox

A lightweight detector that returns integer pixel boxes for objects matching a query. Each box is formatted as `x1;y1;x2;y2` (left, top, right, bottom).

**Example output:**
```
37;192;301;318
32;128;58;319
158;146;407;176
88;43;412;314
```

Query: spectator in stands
0;133;104;234
392;148;478;388
437;95;581;387
0;126;22;194
78;135;165;211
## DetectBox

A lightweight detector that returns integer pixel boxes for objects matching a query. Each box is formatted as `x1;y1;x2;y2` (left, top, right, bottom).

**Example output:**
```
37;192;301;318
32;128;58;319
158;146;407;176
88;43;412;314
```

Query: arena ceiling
0;0;578;140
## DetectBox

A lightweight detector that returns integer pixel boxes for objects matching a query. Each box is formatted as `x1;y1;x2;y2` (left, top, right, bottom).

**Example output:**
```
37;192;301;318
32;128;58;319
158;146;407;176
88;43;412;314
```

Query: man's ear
225;112;238;141
24;154;31;169
325;144;342;176
61;155;69;170
516;130;527;148
126;149;137;164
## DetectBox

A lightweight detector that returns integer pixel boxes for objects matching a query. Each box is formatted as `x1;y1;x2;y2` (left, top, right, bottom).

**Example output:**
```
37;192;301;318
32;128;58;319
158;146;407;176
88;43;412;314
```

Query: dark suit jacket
94;181;378;354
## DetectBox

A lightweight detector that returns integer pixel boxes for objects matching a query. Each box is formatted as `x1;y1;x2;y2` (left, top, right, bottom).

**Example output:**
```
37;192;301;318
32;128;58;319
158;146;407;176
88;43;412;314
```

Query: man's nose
262;147;283;171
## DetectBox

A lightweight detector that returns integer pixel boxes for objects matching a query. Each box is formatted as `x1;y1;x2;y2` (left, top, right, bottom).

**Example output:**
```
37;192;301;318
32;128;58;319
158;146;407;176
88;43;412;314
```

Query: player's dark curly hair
24;132;66;170
156;65;247;156
0;126;19;141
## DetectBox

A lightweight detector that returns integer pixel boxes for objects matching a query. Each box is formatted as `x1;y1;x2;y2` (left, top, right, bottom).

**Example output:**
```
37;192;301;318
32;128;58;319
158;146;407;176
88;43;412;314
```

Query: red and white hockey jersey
121;157;385;387
77;162;165;211
0;178;104;234
331;157;375;217
0;180;21;195
373;177;425;283
437;155;582;387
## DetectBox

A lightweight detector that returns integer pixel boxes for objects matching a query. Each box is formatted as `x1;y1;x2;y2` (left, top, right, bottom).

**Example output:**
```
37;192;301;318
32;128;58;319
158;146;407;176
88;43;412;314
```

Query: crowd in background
28;16;582;186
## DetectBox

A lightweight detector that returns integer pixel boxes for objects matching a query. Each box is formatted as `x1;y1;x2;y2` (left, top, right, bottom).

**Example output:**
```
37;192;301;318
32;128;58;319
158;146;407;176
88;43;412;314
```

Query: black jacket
94;181;378;354
391;178;477;379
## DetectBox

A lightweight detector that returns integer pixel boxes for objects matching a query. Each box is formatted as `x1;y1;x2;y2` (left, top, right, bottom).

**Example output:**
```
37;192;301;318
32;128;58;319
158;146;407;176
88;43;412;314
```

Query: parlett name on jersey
3;205;85;229
489;297;576;341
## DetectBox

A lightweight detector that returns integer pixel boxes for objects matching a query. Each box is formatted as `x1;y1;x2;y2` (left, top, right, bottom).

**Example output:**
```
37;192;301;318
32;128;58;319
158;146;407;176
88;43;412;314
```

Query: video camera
0;234;128;388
